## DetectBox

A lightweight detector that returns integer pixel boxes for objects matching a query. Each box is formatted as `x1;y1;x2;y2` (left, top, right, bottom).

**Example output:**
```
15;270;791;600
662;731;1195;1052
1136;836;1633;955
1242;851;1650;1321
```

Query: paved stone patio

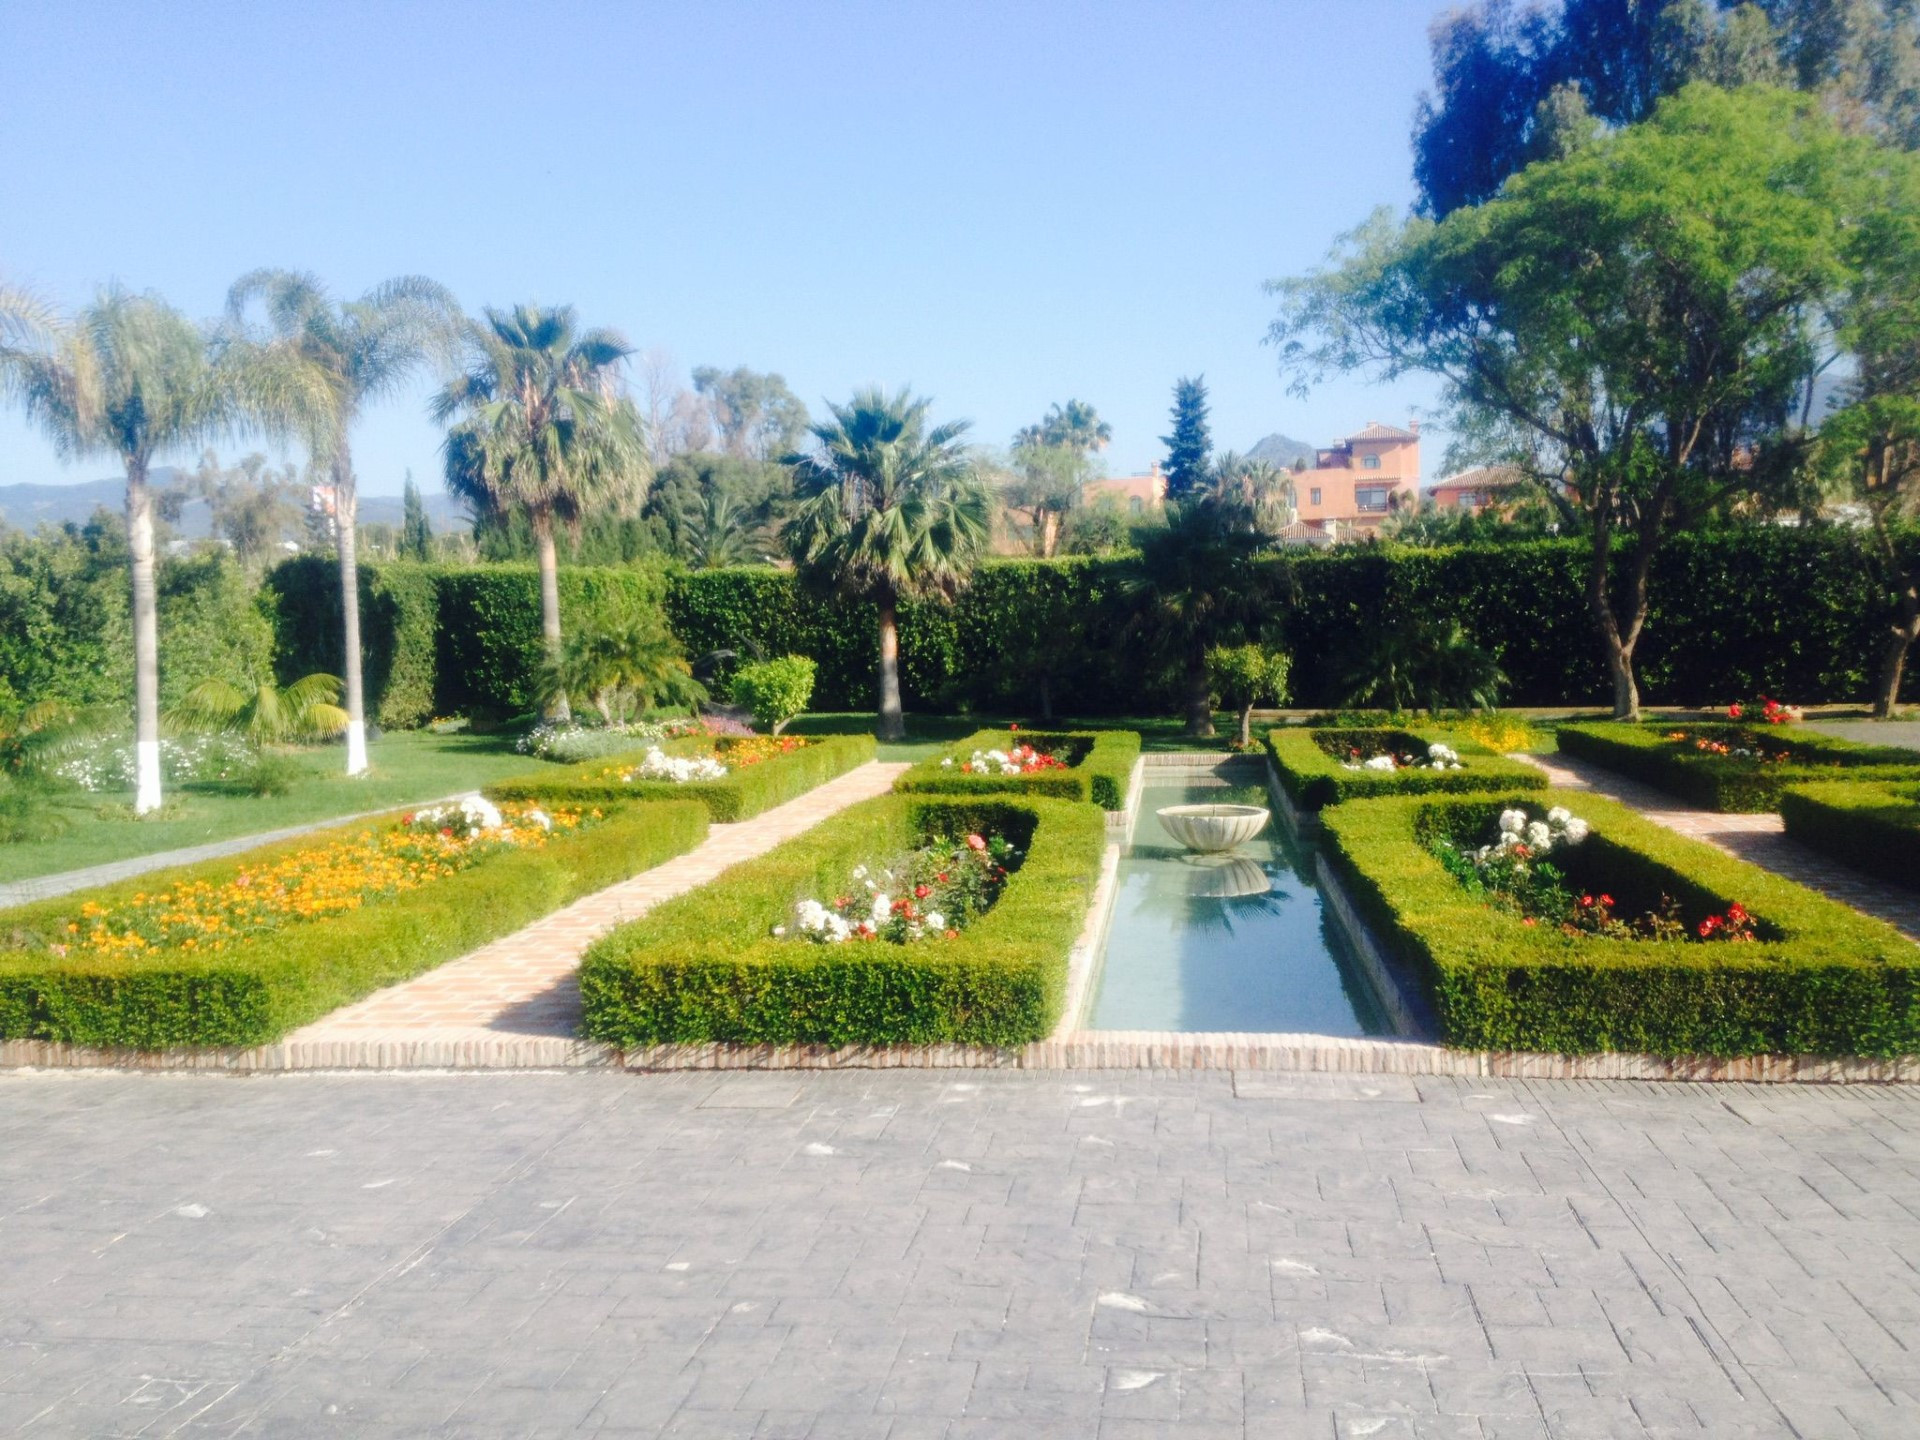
1524;753;1920;942
1;1069;1916;1438
285;763;910;1052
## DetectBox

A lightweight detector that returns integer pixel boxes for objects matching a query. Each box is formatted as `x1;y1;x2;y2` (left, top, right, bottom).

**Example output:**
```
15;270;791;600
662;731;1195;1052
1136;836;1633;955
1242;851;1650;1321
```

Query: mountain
0;475;470;537
1246;432;1319;470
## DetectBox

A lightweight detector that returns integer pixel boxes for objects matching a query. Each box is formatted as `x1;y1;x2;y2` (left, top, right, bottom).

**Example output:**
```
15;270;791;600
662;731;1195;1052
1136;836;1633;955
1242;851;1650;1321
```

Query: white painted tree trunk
126;461;163;815
336;450;370;774
534;509;569;722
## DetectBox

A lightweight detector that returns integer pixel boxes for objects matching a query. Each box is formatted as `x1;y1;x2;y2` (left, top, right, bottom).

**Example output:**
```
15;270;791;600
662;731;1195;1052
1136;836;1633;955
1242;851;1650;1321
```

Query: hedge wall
578;794;1107;1048
892;728;1141;810
0;799;709;1048
1265;726;1548;812
1555;721;1920;812
265;556;439;729
1778;780;1920;891
262;527;1920;725
1320;789;1920;1057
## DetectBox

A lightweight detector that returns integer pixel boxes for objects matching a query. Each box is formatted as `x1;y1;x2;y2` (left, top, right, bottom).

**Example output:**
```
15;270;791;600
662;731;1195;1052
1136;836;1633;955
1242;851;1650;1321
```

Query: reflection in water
1089;777;1392;1036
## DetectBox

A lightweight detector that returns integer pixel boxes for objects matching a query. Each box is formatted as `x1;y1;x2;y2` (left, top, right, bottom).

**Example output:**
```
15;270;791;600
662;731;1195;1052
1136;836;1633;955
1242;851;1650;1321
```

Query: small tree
170;673;349;746
1160;376;1213;501
401;471;433;561
730;655;816;734
1206;644;1292;747
536;610;704;725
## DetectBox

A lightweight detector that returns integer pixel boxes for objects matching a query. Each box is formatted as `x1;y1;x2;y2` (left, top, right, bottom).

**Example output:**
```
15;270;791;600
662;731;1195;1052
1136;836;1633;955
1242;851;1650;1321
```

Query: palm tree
170;673;350;745
673;482;760;569
536;613;705;724
1014;399;1112;454
784;387;992;741
0;286;320;812
435;305;650;722
226;271;461;774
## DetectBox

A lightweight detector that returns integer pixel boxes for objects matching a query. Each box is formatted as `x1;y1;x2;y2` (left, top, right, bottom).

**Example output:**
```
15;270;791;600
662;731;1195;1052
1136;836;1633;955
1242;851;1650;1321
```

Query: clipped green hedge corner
1320;788;1920;1057
485;733;876;822
0;800;709;1049
892;728;1140;811
1557;721;1920;812
1265;725;1548;811
1781;779;1920;893
579;794;1107;1048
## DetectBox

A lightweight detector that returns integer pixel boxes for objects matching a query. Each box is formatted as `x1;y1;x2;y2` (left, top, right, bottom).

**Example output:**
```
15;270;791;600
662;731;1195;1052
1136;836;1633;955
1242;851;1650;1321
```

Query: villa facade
1290;421;1421;538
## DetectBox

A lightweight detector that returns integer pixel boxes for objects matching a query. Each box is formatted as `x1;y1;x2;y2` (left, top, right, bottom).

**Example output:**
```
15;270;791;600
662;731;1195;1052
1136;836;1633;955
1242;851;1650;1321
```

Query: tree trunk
1585;485;1665;722
335;449;369;775
1875;571;1920;719
1237;703;1253;749
126;459;163;814
533;508;569;722
877;592;905;742
1039;510;1060;560
1038;672;1054;721
1184;646;1215;738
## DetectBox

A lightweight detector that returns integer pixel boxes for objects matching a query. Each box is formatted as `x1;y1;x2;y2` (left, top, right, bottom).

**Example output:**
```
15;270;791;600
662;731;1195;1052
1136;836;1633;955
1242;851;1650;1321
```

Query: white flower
940;757;954;768
869;894;891;927
924;911;946;931
771;925;787;937
1561;817;1590;844
851;865;868;881
1363;755;1397;772
1546;806;1571;825
1428;742;1459;764
1498;808;1528;836
632;746;728;783
1525;821;1553;850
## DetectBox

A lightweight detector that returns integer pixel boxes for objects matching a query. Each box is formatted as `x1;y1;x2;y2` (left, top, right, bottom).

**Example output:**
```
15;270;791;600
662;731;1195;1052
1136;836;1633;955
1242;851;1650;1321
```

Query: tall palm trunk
125;459;163;814
334;448;369;774
1184;642;1215;738
877;589;905;742
1039;510;1060;559
532;506;569;722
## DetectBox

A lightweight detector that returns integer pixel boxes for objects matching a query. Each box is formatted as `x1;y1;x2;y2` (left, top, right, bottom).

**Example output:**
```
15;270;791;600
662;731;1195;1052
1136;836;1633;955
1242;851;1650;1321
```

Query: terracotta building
1290;421;1420;538
1427;464;1522;515
1082;463;1167;516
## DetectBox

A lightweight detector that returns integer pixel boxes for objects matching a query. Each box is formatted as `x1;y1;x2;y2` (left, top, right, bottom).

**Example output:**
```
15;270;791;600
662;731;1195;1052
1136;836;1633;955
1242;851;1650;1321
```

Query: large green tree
1014;399;1112;455
691;365;810;461
783;388;992;740
1272;84;1879;719
0;286;318;811
436;305;651;721
1160;376;1213;501
226;270;460;773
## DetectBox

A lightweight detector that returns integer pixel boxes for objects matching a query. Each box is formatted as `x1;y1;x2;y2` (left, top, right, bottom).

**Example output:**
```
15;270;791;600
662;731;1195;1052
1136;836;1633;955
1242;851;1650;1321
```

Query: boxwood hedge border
0;800;710;1050
1556;721;1920;812
1265;726;1548;812
579;794;1107;1048
1319;788;1920;1058
891;729;1140;811
485;733;876;822
1780;779;1920;893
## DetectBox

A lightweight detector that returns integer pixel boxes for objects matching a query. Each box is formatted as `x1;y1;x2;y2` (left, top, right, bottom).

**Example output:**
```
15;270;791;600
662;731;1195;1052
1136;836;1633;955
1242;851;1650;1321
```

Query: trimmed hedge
892;729;1140;811
1556;721;1920;812
264;556;440;729
1780;779;1920;893
1266;726;1548;811
484;733;876;823
579;794;1107;1047
0;800;709;1049
1320;789;1920;1057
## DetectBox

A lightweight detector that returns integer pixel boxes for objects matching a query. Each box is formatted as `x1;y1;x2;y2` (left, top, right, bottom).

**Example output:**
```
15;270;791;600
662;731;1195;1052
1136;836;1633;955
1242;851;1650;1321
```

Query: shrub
893;729;1141;811
579;794;1106;1047
1321;789;1920;1057
730;656;817;735
1266;726;1548;811
1206;645;1291;747
485;732;876;822
264;556;441;730
1779;779;1920;892
0;800;708;1048
1555;722;1920;812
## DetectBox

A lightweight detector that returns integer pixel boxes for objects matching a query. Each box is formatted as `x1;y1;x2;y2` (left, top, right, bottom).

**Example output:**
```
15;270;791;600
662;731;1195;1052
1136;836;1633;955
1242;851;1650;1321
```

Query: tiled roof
1346;422;1419;443
1431;464;1523;491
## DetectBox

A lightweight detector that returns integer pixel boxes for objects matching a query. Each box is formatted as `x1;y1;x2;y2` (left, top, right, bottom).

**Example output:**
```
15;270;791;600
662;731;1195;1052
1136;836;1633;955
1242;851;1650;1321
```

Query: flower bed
892;728;1140;811
0;798;709;1048
781;830;1019;944
486;733;876;823
1265;726;1548;812
579;794;1107;1047
1555;722;1920;812
1779;779;1920;893
1320;788;1920;1057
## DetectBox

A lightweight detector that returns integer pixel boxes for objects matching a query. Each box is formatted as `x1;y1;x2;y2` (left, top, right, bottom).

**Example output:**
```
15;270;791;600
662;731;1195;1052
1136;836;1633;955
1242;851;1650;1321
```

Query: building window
1129;496;1143;515
1309;487;1322;506
1361;454;1381;469
1356;486;1391;513
1456;491;1480;508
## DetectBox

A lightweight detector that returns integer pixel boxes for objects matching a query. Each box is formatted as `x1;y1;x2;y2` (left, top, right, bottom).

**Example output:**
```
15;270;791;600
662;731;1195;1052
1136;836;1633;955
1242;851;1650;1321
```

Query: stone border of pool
3;750;1916;1082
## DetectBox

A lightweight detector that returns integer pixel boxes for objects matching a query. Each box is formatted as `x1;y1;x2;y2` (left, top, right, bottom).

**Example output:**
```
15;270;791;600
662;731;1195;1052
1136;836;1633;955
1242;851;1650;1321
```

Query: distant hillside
0;476;470;537
1247;432;1318;469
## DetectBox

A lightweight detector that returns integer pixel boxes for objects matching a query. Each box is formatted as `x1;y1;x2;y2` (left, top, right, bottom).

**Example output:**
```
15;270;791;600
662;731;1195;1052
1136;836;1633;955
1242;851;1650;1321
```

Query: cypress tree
400;471;432;561
1161;375;1212;500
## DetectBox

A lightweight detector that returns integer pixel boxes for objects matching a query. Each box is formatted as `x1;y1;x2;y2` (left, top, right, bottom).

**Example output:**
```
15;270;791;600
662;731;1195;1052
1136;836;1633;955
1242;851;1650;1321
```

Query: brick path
285;762;910;1050
1524;753;1920;942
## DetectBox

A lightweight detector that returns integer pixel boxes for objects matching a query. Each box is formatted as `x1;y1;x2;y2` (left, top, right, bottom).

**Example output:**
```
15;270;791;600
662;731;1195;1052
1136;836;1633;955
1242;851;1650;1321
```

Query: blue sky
0;0;1451;496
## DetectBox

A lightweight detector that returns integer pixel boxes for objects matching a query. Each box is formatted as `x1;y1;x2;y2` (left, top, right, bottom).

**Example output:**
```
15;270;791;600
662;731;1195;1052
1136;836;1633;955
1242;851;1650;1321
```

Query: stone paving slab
280;761;911;1052
2;1068;1918;1437
1523;752;1920;942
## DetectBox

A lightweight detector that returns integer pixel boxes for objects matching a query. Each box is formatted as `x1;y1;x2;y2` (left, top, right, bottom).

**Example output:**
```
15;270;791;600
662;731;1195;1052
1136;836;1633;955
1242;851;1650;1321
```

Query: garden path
1522;752;1920;942
283;760;911;1057
0;792;479;910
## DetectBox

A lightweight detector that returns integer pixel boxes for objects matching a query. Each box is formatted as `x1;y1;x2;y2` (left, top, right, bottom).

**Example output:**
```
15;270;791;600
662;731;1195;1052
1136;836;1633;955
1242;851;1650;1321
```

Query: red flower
1728;703;1743;719
1578;894;1594;908
966;834;987;851
439;827;453;838
1599;894;1614;908
1727;903;1748;922
1521;917;1537;927
914;885;930;899
1010;723;1019;732
1699;915;1722;937
944;929;959;939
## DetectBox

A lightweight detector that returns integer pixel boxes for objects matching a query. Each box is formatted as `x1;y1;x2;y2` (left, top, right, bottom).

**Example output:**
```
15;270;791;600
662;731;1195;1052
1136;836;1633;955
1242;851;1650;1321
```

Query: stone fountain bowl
1157;803;1271;854
1184;855;1273;899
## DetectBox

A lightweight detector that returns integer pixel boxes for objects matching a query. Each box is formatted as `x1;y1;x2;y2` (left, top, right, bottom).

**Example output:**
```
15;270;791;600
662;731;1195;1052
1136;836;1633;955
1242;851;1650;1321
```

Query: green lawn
1;731;546;884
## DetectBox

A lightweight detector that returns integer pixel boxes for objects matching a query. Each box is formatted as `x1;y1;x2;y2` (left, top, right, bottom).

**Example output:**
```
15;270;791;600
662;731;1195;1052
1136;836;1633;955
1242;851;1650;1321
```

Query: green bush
264;557;440;729
1780;779;1920;892
1266;726;1548;811
0;800;709;1048
1321;789;1920;1057
730;655;816;734
892;729;1141;811
1555;721;1920;812
579;794;1107;1047
484;732;876;822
